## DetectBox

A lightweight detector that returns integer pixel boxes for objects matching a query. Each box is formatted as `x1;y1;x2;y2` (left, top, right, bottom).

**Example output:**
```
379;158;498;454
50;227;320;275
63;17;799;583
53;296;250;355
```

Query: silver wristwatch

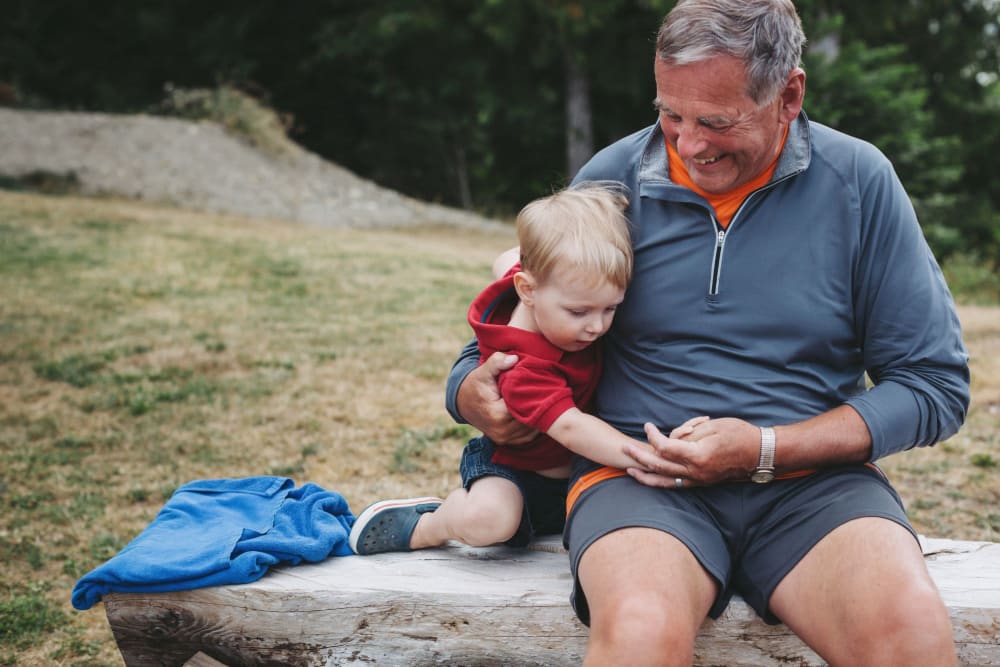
751;426;776;483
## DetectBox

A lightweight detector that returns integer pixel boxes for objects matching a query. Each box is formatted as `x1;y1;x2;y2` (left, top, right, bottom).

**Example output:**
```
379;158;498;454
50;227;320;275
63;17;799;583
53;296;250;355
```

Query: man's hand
455;351;538;445
623;418;759;488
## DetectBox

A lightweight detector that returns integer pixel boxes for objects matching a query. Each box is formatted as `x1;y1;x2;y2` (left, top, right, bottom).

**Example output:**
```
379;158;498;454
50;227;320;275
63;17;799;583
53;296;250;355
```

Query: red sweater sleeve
497;359;576;433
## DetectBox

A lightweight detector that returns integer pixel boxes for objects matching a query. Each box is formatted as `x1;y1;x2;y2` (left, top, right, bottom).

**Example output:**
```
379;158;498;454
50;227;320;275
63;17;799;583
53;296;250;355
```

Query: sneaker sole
349;496;443;554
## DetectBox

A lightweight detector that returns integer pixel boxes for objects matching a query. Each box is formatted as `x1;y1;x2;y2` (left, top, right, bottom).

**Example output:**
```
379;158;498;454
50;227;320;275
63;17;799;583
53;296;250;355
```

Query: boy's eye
568;309;587;317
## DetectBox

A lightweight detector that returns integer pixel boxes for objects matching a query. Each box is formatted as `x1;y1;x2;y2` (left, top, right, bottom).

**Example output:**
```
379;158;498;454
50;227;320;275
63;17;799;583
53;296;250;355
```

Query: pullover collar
638;110;812;197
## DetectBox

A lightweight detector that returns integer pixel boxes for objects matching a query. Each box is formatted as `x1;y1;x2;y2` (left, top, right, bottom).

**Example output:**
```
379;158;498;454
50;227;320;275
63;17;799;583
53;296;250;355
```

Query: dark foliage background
2;0;998;264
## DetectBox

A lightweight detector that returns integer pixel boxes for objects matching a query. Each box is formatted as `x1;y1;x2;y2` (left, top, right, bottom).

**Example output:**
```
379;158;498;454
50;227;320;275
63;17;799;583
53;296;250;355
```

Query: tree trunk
452;141;473;210
564;50;593;180
809;11;841;60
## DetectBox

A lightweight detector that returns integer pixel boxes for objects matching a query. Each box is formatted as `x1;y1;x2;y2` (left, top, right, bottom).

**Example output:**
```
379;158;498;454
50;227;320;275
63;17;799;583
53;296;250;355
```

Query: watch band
758;426;775;469
752;426;776;483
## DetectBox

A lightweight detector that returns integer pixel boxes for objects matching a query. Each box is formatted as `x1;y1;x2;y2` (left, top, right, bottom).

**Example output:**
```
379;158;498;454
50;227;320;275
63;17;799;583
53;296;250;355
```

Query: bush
942;253;1000;305
0;585;67;649
157;84;295;157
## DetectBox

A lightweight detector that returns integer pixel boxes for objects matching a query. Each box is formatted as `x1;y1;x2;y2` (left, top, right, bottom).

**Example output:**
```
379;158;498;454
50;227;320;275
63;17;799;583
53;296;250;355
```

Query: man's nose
674;123;708;159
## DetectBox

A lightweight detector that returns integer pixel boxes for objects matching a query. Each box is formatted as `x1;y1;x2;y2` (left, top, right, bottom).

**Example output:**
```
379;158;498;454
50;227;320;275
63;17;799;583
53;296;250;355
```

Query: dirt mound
0;107;503;230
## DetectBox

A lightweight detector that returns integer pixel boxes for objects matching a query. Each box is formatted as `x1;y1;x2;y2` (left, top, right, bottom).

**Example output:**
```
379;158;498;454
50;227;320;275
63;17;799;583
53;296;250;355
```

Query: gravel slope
0;107;504;230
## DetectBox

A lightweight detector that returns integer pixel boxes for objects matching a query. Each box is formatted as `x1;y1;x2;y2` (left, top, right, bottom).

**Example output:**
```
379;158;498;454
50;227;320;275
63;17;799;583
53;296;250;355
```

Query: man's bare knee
580;528;714;667
589;591;698;666
860;582;956;667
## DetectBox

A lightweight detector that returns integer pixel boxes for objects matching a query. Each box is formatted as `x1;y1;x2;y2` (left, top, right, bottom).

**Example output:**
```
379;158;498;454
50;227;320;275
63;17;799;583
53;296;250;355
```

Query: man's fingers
500;424;540;445
623;441;673;474
458;351;539;446
643;423;689;457
627;468;696;489
482;351;518;377
626;468;672;487
669;415;710;438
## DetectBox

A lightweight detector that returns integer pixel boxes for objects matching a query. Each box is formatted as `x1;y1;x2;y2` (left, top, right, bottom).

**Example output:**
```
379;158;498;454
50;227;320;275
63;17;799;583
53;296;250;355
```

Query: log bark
103;536;1000;666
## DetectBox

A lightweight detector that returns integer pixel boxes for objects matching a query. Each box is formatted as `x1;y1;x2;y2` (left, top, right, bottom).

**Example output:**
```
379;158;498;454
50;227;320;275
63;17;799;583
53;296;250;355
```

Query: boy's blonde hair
517;182;633;290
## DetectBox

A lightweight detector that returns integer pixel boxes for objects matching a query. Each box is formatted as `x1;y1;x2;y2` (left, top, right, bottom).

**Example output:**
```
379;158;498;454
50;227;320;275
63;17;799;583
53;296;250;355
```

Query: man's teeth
695;156;721;165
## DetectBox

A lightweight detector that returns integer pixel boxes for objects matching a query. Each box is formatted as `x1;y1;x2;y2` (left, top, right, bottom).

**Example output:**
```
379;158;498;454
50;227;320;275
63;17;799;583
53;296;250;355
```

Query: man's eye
703;121;733;132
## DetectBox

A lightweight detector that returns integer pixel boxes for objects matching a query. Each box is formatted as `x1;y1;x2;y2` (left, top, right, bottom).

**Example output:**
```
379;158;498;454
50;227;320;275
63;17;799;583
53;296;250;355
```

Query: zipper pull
716;230;726;247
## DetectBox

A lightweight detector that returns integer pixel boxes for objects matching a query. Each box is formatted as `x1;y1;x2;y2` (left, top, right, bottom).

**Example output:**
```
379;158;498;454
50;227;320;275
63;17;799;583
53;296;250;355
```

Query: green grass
0;189;997;663
0;583;67;651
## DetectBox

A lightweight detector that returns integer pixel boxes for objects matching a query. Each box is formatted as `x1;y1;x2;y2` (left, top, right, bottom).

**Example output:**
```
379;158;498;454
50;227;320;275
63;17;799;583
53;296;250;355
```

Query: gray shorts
563;463;915;625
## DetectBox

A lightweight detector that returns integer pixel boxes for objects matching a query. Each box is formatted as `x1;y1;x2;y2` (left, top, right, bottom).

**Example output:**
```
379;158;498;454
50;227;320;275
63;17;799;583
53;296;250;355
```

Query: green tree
1;0;998;264
300;0;672;212
797;1;1000;265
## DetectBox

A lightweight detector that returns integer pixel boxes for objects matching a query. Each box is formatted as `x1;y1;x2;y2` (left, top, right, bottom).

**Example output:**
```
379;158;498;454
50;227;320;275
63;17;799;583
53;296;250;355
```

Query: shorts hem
565;488;731;624
755;512;918;625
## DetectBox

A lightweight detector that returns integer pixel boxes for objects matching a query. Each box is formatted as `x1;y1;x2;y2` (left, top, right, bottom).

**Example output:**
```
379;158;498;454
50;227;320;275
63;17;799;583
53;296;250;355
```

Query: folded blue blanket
72;476;355;610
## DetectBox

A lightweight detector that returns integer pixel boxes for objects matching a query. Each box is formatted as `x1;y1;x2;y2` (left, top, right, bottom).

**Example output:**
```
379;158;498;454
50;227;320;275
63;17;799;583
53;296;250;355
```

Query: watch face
751;470;775;484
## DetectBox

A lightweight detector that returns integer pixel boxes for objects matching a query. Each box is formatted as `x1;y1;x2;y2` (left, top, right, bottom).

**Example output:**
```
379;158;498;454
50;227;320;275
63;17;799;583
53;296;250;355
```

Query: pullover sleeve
445;338;480;424
845;150;970;461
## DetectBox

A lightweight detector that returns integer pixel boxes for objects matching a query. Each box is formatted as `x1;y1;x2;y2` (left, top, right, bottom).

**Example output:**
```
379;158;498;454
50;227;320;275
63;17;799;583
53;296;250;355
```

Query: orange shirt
665;126;788;228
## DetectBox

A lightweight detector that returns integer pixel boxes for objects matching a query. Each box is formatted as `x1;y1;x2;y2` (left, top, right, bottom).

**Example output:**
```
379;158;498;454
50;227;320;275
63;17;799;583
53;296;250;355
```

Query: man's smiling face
654;55;796;194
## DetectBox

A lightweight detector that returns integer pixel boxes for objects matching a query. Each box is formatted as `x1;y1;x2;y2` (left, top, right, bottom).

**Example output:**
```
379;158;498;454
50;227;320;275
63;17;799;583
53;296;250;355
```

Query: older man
447;1;970;664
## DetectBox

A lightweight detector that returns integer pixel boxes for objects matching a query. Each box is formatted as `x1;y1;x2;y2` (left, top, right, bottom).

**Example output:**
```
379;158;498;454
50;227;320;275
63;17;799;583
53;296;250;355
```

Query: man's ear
512;271;536;306
779;67;806;122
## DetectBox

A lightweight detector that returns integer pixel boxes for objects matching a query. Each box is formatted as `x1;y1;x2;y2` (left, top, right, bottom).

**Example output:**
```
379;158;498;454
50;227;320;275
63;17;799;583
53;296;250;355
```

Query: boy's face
523;264;625;353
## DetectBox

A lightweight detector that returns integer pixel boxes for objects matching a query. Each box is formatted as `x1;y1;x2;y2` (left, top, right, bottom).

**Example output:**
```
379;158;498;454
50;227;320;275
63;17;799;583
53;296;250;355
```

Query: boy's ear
512;271;536;305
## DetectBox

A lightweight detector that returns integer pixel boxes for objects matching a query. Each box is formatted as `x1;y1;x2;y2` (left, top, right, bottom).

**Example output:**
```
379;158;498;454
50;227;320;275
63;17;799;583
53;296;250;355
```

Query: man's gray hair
656;0;806;104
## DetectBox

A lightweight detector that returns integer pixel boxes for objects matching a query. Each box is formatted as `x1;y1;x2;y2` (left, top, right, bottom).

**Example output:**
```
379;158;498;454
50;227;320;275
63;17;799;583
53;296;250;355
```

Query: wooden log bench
103;536;1000;666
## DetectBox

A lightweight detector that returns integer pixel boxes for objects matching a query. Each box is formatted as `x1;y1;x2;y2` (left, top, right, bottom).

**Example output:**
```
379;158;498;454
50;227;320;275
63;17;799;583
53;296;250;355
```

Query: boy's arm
546;407;653;470
547;411;710;471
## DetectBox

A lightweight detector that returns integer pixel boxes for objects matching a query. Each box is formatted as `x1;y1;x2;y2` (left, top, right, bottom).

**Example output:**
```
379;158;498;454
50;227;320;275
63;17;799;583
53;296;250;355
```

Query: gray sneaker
349;496;443;555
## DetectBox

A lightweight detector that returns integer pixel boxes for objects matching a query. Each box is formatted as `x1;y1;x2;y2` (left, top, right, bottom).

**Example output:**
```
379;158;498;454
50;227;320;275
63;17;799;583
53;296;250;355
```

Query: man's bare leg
770;517;956;667
578;527;716;667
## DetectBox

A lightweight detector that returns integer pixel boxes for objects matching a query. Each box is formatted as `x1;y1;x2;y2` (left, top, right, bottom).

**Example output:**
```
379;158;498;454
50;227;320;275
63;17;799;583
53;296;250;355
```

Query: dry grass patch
881;304;1000;541
0;191;509;664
